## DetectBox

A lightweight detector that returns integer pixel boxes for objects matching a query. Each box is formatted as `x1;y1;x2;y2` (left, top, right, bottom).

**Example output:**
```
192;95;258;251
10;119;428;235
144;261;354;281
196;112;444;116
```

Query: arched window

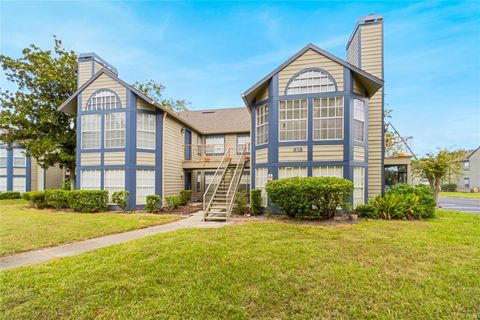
86;89;122;111
286;69;336;95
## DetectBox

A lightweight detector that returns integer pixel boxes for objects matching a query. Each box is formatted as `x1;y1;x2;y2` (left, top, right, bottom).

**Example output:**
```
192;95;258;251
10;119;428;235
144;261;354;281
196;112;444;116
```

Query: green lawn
440;192;480;199
1;210;479;319
0;199;181;256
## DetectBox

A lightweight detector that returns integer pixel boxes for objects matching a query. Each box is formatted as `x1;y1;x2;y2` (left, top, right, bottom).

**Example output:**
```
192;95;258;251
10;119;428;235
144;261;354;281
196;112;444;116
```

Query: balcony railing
183;143;250;161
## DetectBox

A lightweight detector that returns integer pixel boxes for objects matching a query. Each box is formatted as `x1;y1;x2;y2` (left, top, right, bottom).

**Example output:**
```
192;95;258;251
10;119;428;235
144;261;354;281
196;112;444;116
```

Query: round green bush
386;184;436;218
145;195;162;213
250;189;262;215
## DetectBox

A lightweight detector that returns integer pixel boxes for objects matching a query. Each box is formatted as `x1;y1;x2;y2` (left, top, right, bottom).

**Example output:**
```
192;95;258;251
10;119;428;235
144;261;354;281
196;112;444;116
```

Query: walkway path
0;212;227;271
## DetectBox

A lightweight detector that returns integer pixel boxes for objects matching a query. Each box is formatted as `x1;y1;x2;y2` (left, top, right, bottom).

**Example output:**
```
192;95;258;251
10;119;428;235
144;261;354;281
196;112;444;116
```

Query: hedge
24;191;48;209
112;191;129;212
180;190;192;205
68;190;108;213
165;195;182;210
266;177;353;219
145;195;162;213
441;183;457;192
45;189;70;209
0;191;22;200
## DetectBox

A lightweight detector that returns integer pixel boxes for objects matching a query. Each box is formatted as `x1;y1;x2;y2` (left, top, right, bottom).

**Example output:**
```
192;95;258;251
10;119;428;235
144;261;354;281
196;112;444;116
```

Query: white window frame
13;177;26;193
278;166;308;179
312;165;343;178
255;167;269;207
81;114;101;149
0;177;7;192
237;134;250;154
80;170;101;190
464;177;470;189
256;104;269;145
86;89;122;111
354;99;366;142
196;171;201;192
463;161;469;171
205;135;225;156
13;149;26;167
313;97;344;140
104;169;125;202
286;69;336;94
136;169;155;205
279;99;308;142
137;113;156;149
0;148;7;167
353;167;365;206
105;112;125;149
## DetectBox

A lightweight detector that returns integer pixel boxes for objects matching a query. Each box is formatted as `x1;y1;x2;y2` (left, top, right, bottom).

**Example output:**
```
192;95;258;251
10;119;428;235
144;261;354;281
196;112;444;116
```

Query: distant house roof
465;146;480;160
178;107;250;134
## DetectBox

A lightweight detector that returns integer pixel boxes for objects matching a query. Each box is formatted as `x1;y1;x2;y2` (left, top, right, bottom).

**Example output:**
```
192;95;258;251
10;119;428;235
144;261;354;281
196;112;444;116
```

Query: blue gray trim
6;148;13;190
343;68;354;184
76;94;81;189
26;157;31;191
184;128;192;160
380;20;385;194
125;89;137;209
268;74;279;172
155;109;163;197
283;67;338;95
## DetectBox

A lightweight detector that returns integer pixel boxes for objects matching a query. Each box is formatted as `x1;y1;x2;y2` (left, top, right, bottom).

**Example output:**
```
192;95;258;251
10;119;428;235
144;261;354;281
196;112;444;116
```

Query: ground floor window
196;171;201;192
104;169;125;202
278;166;308;179
464;177;470;189
136;169;155;205
0;177;7;192
255;167;269;206
384;165;407;188
353;167;365;206
13;177;26;193
312;165;343;178
80;170;101;190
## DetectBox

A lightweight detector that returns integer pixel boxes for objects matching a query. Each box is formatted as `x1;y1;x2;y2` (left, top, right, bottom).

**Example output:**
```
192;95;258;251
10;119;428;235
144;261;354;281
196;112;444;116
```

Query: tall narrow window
205;135;225;156
0;177;6;192
353;167;365;206
278;166;308;179
464;177;470;189
354;99;365;142
104;169;125;202
286;69;336;94
136;169;155;205
313;97;343;140
279;99;307;141
196;171;201;192
197;136;203;156
137;113;156;149
312;166;343;178
86;89;122;111
256;104;268;145
105;112;125;148
463;161;470;171
255;167;268;206
81;114;101;149
80;170;101;190
0;148;7;167
237;134;250;154
13;149;26;167
13;177;26;193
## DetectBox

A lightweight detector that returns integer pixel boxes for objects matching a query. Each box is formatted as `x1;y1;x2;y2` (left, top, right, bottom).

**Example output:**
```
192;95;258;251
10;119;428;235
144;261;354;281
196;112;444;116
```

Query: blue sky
1;1;479;155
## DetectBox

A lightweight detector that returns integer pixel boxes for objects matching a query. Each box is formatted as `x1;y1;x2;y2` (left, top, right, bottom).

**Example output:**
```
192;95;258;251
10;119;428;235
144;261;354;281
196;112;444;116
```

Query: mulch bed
161;203;203;216
230;213;359;226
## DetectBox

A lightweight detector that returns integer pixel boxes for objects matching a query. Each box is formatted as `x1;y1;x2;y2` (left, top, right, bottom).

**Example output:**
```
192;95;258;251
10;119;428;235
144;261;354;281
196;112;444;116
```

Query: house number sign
293;147;304;153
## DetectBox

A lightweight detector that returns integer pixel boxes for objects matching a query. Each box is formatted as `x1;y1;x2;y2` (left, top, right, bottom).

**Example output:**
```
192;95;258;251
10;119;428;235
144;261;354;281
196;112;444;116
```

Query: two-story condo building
59;14;385;218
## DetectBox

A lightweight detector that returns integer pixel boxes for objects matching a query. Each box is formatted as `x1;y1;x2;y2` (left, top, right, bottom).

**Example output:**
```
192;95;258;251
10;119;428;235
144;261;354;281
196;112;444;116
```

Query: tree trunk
69;166;76;190
433;178;441;208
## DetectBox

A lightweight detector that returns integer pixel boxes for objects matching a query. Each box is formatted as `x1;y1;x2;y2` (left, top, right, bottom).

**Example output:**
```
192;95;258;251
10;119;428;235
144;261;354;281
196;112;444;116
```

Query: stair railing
224;144;248;221
203;146;231;220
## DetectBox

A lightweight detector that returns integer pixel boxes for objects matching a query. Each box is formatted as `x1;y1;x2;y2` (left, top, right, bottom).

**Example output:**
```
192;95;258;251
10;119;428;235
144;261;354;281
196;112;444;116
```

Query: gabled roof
465;146;480;160
178;107;250;134
57;68;203;133
241;43;384;110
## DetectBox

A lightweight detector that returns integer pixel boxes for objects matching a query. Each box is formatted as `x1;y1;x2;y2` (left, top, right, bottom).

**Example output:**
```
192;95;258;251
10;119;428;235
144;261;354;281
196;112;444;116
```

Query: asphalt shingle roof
178;107;250;134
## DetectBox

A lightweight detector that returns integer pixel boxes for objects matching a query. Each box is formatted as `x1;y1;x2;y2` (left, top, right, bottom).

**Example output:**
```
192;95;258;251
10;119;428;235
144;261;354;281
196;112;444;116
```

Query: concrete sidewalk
0;212;226;271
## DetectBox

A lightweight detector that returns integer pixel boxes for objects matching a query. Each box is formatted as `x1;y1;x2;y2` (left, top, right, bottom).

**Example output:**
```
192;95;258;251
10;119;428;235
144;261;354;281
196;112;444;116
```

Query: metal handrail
203;146;231;220
182;143;251;159
225;144;247;221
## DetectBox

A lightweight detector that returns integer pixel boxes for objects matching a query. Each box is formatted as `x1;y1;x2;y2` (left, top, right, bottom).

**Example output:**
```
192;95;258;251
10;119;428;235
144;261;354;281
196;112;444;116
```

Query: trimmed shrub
145;195;162;213
250;189;262;215
68;190;108;213
266;177;353;219
45;189;70;209
26;191;48;209
386;184;436;218
180;190;192;205
441;183;457;192
112;191;129;212
355;204;379;219
234;190;249;215
22;192;31;201
165;195;182;210
0;191;22;200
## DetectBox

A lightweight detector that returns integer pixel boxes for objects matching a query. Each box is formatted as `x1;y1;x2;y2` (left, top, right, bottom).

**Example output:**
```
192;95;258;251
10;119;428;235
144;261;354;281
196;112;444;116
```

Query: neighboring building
58;14;386;214
0;142;64;192
384;154;412;189
456;147;480;192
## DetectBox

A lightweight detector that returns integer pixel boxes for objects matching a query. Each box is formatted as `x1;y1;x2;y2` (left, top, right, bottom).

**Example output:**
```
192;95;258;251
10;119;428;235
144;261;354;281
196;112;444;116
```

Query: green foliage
386;184;436;218
62;177;71;190
0;191;22;200
68;190;108;213
0;37;77;188
165;195;182;210
180;190;192;205
250;189;262;215
266;177;353;219
355;204;379;219
145;195;162;213
45;189;70;209
25;191;48;209
132;79;190;112
234;191;250;215
441;183;457;192
112;191;129;212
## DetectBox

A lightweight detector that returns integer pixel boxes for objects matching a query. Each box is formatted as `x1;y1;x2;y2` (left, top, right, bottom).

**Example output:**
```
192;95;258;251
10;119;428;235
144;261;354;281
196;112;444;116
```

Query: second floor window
205;135;225;156
137;113;156;149
256;104;268;145
81;114;101;149
13;149;26;167
463;161;470;170
313;97;343;140
86;89;122;111
0;148;7;167
354;99;366;142
286;69;336;94
105;112;125;148
237;134;250;154
279;99;307;141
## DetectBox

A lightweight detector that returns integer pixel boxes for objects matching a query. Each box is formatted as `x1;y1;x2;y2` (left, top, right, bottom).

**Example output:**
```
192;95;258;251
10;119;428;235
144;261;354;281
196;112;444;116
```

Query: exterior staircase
203;145;248;221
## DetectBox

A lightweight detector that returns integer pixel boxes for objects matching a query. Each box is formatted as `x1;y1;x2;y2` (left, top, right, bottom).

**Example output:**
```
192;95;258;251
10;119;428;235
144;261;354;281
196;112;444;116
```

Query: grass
0;199;182;256
440;192;480;199
1;210;479;319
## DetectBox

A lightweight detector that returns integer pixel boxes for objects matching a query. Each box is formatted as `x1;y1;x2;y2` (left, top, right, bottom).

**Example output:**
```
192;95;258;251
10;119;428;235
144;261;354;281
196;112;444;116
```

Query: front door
184;171;192;190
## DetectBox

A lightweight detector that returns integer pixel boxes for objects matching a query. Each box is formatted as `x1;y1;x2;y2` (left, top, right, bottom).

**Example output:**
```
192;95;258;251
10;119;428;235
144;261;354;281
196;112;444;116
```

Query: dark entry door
184;171;192;190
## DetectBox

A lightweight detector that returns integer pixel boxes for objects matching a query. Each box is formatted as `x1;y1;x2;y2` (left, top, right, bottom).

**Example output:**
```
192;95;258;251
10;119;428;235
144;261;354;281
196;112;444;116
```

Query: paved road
439;197;480;214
